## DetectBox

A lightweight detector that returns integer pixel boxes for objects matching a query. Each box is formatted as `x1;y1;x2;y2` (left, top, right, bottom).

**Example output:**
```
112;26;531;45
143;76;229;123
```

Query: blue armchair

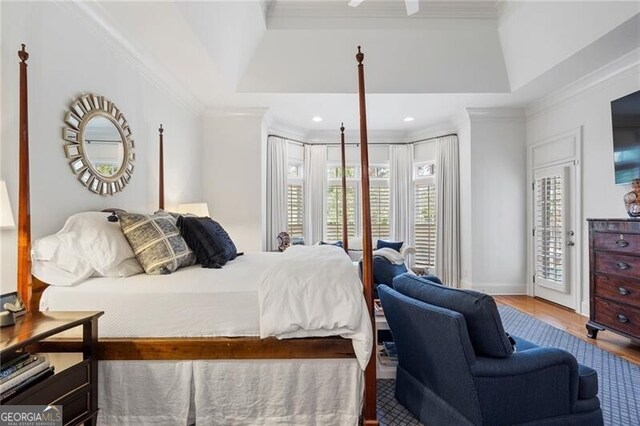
378;275;603;426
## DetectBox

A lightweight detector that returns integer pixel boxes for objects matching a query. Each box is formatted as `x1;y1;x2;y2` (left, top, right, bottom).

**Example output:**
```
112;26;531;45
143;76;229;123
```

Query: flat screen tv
612;90;640;184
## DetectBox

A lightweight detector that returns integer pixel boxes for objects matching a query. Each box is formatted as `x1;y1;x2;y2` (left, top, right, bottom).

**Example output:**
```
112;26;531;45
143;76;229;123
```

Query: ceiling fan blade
405;0;419;16
348;0;365;7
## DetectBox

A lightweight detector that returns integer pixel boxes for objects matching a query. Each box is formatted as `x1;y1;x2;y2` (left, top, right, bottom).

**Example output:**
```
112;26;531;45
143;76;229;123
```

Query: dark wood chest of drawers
587;219;640;341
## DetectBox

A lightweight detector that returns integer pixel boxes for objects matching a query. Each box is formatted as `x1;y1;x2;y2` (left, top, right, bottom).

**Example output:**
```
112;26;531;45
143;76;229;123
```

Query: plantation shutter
326;185;356;241
370;186;390;240
534;166;569;293
287;184;304;237
414;184;436;267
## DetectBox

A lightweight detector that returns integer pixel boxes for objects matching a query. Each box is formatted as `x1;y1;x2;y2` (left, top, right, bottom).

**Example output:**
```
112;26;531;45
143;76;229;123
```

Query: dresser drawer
595;251;640;279
594;274;640;306
594;298;640;337
593;231;640;254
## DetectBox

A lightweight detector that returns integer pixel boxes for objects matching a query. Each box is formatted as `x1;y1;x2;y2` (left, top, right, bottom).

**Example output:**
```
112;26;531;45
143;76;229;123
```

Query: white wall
202;111;266;252
526;58;640;315
458;109;528;294
498;1;639;90
0;2;202;293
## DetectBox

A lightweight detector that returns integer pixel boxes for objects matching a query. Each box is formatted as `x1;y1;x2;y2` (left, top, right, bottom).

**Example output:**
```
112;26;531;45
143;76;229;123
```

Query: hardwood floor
495;295;640;365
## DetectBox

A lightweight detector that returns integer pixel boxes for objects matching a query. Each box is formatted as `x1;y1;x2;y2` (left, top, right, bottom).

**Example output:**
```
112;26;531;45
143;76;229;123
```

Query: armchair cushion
393;274;514;358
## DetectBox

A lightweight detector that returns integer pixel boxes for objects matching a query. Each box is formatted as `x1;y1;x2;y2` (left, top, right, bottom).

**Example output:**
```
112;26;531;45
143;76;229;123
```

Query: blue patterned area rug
377;305;640;426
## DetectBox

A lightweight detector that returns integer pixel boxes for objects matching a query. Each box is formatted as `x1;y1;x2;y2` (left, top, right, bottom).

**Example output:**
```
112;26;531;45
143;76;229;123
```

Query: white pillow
32;232;143;286
56;211;136;276
32;234;94;286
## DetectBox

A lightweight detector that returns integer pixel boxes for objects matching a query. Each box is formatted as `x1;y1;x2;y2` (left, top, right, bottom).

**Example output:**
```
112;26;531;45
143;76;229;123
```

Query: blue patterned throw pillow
177;217;238;268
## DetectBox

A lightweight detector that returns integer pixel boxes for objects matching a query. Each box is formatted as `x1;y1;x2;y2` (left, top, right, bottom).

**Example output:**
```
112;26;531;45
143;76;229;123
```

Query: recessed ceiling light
404;116;414;122
312;116;323;122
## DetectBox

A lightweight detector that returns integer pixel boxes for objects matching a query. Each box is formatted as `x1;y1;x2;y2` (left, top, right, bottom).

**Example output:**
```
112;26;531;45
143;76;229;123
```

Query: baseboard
471;283;527;295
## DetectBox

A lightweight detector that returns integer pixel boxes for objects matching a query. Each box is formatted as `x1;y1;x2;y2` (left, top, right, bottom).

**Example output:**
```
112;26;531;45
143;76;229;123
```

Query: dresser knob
616;314;629;324
616;239;629;248
618;287;631;295
617;262;631;270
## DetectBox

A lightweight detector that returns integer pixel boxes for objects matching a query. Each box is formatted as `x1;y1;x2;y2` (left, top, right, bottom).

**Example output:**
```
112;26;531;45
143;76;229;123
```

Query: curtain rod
267;132;457;146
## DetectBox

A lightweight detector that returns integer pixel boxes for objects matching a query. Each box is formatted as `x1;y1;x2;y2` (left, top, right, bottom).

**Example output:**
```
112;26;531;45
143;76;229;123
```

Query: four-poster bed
16;45;378;424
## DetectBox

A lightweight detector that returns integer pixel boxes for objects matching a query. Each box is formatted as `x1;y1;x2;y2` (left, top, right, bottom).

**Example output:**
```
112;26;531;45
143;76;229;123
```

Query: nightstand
0;311;103;425
375;313;396;379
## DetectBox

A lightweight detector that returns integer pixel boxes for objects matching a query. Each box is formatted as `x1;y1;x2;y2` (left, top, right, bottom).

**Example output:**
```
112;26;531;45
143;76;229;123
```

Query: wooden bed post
340;123;349;253
17;44;32;311
357;46;378;425
158;124;164;210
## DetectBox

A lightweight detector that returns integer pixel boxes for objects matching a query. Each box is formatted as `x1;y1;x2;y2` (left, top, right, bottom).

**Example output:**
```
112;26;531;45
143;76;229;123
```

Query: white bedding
40;252;280;337
259;245;373;369
98;359;363;426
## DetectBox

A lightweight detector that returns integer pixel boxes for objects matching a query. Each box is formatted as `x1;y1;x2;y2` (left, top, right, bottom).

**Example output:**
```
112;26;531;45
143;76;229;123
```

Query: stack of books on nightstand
378;341;398;367
0;352;54;402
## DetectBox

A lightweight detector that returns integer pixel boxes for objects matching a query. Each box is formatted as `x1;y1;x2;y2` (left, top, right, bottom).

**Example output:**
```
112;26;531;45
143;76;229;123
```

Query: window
325;164;390;241
369;166;390;179
328;166;356;179
534;173;565;285
415;162;435;178
414;184;436;267
287;184;304;237
288;165;302;178
326;185;356;241
370;186;390;240
287;163;304;238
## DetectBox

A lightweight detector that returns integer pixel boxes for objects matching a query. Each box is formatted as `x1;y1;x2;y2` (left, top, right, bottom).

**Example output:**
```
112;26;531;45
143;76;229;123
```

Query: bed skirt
97;359;363;425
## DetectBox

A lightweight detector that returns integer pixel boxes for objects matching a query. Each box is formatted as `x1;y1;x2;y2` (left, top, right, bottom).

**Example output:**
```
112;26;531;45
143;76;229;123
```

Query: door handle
567;241;575;247
616;314;629;324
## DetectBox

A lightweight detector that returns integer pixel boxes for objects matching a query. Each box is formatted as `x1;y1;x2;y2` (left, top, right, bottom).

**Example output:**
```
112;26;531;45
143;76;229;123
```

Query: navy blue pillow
177;217;238;268
376;240;403;252
393;274;514;358
320;240;343;248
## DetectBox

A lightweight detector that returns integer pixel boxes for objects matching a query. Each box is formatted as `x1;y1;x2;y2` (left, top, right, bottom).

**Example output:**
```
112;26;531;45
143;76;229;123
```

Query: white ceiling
82;0;640;134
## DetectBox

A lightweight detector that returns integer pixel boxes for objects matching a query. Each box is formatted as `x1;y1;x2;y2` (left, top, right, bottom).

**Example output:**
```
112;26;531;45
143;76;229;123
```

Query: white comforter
259;245;373;369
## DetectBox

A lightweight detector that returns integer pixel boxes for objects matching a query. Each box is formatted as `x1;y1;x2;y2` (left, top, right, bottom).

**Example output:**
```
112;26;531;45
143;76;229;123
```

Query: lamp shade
176;202;210;217
0;180;16;229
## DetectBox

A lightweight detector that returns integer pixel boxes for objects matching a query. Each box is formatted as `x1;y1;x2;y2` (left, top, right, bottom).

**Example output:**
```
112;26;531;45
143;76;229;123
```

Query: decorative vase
624;179;640;217
277;232;291;252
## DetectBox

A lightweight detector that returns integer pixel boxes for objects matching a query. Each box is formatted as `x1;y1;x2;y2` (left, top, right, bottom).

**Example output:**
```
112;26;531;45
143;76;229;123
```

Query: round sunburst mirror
62;94;135;196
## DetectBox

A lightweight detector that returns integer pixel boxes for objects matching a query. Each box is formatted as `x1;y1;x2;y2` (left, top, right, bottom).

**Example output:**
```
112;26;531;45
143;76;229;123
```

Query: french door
533;163;577;308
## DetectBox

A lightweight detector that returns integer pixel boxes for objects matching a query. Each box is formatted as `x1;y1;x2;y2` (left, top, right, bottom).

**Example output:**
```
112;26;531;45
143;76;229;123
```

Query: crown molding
268;121;310;141
61;1;205;117
204;107;269;118
306;129;406;144
466;107;525;122
406;119;458;142
526;48;640;119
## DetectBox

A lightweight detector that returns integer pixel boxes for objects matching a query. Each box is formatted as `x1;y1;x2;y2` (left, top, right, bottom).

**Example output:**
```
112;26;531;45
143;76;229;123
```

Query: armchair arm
471;347;578;378
400;245;415;258
470;348;580;425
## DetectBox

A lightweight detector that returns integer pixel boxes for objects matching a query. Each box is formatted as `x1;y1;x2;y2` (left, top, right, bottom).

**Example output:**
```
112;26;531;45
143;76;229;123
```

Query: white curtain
266;137;288;251
304;145;327;245
389;144;414;248
435;135;461;288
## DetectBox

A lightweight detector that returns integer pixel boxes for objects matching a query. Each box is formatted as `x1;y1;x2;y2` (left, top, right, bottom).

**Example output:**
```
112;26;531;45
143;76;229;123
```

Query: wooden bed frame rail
16;44;378;425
